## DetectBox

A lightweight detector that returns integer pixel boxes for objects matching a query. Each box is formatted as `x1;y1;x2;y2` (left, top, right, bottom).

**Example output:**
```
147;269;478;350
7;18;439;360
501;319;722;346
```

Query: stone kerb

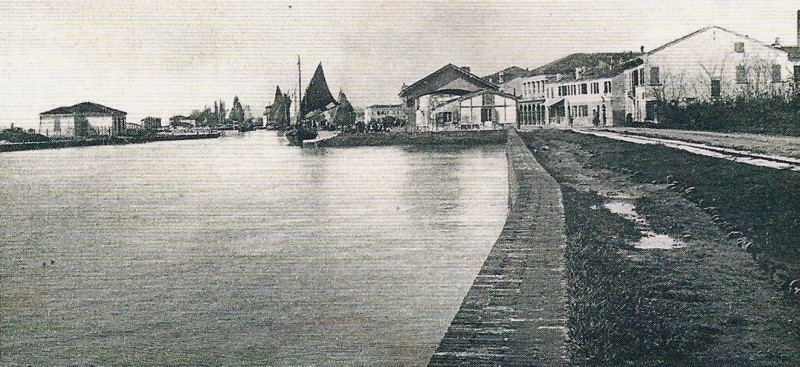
428;129;568;366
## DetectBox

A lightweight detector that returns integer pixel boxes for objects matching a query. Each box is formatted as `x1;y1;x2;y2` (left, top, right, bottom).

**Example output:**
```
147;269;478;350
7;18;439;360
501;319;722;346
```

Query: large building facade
624;26;793;123
39;102;127;138
507;52;639;129
364;104;404;123
399;64;517;131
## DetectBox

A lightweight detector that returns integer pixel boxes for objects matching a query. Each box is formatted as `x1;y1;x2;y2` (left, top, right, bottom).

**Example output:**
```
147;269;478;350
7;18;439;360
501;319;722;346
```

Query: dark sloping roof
40;102;126;116
559;58;645;83
779;46;800;61
531;52;641;76
366;104;403;109
483;66;531;84
400;64;497;99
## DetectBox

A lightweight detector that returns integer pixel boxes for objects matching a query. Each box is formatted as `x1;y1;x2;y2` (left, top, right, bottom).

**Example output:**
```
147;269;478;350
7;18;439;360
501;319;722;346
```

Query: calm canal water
0;131;508;366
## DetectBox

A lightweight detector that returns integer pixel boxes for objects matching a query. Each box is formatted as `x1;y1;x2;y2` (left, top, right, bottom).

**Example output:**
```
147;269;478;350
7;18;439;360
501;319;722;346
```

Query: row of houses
38;103;213;138
38;17;800;137
397;21;800;132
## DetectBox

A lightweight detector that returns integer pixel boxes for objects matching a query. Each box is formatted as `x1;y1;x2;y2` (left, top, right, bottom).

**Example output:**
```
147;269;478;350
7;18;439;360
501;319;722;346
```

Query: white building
364;104;404;122
430;90;518;131
399;64;509;131
513;52;639;129
39;102;127;138
624;26;793;122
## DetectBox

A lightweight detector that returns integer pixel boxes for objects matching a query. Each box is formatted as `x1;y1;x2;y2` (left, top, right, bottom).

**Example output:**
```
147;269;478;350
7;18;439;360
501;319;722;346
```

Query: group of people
341;119;404;134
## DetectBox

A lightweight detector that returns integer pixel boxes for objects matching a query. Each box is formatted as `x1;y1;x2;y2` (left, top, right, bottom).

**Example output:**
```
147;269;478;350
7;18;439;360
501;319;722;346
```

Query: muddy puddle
603;201;684;250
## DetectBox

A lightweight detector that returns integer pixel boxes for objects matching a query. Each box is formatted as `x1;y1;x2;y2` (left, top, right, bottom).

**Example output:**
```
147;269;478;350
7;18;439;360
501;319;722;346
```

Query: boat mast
297;55;302;125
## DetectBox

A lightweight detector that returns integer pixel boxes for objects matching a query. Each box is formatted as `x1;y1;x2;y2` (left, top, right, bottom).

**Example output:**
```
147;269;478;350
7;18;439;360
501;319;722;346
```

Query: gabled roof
483;66;531;84
531;52;641;76
433;89;518;109
399;64;498;99
647;26;778;56
40;102;127;116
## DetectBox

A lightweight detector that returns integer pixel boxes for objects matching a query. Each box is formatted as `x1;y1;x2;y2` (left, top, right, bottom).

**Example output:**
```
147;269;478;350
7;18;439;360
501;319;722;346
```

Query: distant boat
287;61;338;146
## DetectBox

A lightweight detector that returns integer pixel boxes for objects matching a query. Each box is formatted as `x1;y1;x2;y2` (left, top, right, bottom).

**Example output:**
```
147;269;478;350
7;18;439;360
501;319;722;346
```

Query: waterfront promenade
429;129;568;366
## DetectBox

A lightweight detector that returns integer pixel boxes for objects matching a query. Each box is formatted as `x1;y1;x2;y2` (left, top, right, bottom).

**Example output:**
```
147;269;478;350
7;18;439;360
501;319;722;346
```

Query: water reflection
0;131;508;366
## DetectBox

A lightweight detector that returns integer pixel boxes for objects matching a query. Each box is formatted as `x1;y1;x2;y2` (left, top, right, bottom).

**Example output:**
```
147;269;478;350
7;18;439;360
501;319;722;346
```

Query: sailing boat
269;85;291;134
286;61;338;146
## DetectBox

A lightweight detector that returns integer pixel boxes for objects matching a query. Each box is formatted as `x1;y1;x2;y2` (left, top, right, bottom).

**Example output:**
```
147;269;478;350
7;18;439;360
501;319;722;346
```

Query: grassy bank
522;129;800;366
317;130;506;147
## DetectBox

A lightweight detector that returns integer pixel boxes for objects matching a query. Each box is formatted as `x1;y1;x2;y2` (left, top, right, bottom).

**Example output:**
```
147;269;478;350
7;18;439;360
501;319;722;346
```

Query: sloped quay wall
428;129;568;366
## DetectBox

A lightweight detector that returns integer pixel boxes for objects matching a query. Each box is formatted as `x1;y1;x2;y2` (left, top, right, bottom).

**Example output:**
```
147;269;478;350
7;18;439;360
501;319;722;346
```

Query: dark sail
270;85;291;130
300;63;338;119
331;90;355;129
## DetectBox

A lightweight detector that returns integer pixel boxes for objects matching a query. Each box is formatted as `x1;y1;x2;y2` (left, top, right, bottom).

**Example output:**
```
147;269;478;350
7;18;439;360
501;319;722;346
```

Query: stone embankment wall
0;133;220;153
429;129;568;366
316;130;507;147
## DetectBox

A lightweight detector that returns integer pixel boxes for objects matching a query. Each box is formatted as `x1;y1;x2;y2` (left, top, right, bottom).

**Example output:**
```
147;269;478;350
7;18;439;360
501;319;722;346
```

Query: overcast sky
2;0;798;129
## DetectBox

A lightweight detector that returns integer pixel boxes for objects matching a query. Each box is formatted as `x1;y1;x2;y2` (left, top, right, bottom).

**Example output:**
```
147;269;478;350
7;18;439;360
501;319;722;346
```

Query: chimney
461;66;471;73
575;67;584;79
772;37;781;47
640;45;645;53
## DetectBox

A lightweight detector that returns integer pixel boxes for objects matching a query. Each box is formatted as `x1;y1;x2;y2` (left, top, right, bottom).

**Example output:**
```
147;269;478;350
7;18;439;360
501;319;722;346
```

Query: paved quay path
429;129;568;366
603;127;800;160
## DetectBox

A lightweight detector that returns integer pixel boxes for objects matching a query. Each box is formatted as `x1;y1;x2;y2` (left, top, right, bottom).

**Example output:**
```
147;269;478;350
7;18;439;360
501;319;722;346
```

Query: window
571;85;577;95
580;83;588;94
795;65;800;84
650;67;660;85
632;70;639;87
734;42;745;53
481;108;493;122
772;64;782;83
711;79;721;98
603;81;612;94
482;93;495;106
736;65;747;84
639;69;646;85
436;112;453;124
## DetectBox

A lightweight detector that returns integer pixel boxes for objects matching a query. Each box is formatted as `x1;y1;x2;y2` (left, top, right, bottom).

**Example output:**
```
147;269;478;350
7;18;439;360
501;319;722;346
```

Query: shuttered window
650;67;660;85
711;79;721;98
772;64;782;83
736;66;747;84
481;108;493;122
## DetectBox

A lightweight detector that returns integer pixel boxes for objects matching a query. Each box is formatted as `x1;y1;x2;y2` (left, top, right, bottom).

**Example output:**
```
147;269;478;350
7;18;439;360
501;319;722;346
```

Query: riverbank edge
316;130;507;147
0;133;221;153
428;129;569;366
